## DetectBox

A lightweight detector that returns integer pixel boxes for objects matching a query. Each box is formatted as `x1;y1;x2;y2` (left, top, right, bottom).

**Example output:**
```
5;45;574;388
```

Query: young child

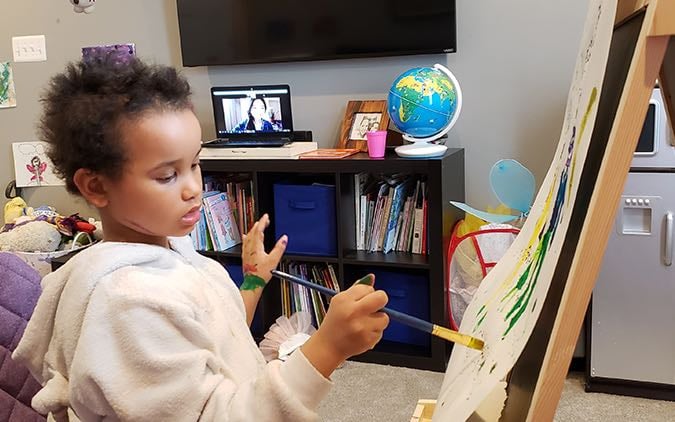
13;57;389;421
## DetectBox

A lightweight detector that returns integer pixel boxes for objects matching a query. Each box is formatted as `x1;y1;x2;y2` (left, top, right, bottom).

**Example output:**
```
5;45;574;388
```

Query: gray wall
1;0;587;218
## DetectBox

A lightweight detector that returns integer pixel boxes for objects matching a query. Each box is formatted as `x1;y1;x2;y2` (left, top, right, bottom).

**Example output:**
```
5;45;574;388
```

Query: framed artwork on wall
337;100;390;151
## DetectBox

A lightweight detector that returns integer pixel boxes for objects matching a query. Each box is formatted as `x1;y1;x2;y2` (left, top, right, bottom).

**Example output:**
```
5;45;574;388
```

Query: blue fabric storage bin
227;263;263;335
273;183;337;256
372;269;430;347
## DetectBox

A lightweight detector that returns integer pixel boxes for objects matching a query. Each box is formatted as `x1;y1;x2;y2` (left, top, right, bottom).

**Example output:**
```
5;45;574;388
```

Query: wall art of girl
26;155;47;184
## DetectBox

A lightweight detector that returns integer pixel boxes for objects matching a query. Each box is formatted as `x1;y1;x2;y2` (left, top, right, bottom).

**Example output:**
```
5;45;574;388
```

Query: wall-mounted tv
176;0;456;66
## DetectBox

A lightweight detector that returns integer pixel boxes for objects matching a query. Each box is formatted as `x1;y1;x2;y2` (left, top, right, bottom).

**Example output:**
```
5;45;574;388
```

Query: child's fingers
342;283;375;301
369;312;390;331
256;214;269;232
356;290;388;313
268;235;288;263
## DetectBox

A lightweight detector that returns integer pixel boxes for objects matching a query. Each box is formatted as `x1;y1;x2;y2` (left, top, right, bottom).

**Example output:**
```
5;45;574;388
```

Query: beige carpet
318;361;675;421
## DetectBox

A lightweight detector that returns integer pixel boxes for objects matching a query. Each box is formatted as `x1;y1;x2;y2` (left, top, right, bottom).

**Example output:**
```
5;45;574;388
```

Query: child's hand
301;276;389;377
241;214;287;283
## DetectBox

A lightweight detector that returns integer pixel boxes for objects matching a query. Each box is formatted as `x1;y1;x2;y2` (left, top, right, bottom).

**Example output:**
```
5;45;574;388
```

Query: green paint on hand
241;274;266;291
355;274;374;286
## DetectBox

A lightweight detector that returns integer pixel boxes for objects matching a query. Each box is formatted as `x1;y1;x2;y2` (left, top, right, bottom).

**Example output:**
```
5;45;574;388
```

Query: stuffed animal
70;0;96;13
3;197;33;225
0;221;62;253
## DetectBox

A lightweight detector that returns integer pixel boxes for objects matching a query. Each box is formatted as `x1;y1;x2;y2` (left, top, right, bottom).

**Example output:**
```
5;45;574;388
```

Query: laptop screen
211;85;293;139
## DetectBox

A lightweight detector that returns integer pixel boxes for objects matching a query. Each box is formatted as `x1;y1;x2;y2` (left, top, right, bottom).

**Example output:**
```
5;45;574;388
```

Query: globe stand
395;142;448;158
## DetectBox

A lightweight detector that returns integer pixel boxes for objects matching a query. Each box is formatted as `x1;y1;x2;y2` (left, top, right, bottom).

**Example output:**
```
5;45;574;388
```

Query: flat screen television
176;0;456;66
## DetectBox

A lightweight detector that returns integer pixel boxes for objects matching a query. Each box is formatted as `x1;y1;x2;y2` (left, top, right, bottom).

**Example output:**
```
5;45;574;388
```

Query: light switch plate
12;35;47;62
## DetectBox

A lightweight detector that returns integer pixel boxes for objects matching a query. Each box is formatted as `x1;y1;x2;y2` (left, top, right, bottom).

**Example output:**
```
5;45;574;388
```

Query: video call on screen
216;88;291;134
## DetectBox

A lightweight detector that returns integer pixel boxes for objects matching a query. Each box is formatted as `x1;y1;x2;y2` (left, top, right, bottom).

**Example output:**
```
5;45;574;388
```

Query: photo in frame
337;100;390;151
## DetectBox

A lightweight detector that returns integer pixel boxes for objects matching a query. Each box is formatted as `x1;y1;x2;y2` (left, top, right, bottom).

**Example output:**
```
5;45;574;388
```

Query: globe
387;64;462;157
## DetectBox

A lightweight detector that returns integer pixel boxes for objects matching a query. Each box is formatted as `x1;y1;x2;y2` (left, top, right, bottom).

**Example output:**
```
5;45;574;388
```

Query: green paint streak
505;264;533;321
476;312;487;328
503;263;532;303
478;361;486;371
489;363;497;374
503;231;552;336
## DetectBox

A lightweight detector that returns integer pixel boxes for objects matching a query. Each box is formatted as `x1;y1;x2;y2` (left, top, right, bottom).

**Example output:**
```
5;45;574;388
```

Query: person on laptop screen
234;97;275;132
209;85;294;146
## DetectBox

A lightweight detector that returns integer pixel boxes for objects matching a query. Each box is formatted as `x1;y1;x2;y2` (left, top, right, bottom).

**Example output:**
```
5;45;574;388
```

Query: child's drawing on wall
12;142;65;187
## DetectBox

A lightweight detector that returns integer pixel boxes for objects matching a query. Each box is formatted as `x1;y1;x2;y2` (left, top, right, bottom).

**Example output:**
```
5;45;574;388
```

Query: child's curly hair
40;57;193;195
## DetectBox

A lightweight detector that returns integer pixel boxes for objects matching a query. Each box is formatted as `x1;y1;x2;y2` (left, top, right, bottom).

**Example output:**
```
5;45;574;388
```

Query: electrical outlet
12;35;47;62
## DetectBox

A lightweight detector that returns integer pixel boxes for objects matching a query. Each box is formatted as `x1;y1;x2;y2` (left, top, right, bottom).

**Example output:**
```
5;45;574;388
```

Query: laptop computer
205;84;294;148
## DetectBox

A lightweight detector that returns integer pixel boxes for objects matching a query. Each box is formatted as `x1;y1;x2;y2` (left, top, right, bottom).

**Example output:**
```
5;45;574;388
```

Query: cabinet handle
289;200;316;210
665;212;673;267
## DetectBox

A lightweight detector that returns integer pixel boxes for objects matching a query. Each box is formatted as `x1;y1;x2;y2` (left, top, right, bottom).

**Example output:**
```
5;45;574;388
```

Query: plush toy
0;221;62;253
70;0;96;13
3;197;32;225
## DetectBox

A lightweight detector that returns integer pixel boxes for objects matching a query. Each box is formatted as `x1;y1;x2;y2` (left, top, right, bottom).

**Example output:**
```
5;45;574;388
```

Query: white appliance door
591;172;675;385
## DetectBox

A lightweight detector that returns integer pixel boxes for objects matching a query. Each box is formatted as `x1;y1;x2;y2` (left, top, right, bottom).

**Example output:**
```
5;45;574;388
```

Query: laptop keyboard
203;138;290;148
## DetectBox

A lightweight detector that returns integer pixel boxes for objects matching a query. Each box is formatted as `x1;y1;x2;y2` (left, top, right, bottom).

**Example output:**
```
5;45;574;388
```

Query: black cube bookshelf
200;149;464;371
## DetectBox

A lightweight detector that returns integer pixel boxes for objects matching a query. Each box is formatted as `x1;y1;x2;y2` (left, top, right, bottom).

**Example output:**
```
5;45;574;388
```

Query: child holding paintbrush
13;56;389;421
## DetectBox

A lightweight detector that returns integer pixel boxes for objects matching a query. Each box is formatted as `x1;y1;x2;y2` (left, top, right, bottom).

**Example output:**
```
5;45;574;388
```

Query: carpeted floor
318;361;675;421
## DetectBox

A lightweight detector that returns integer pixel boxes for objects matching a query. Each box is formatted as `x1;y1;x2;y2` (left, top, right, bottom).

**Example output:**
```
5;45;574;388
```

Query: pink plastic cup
366;130;387;158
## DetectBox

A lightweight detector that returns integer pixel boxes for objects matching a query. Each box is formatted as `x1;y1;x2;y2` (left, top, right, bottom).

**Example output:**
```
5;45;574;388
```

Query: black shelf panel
200;149;461;173
342;250;429;269
197;245;242;259
282;254;339;264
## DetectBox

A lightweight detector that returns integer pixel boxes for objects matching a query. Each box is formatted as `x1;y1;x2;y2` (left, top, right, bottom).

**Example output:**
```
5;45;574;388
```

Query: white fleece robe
12;236;332;421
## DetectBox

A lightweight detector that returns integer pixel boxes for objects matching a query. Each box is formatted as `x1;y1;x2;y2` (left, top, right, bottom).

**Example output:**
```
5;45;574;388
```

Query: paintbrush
271;269;485;351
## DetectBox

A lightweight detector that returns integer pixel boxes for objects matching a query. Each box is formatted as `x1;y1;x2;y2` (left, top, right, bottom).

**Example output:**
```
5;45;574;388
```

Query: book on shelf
298;148;360;159
354;174;428;255
202;191;242;251
202;174;256;236
411;180;427;254
354;172;369;250
199;142;318;159
279;262;339;328
383;179;413;253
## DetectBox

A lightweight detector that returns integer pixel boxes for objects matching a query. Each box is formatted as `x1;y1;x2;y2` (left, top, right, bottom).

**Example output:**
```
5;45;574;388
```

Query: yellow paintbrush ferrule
431;325;485;351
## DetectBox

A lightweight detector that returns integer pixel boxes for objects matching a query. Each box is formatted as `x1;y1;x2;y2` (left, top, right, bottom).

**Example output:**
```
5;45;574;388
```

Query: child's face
101;109;203;246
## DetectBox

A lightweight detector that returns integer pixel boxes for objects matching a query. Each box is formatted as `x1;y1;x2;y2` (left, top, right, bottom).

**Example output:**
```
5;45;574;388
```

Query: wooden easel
502;0;675;420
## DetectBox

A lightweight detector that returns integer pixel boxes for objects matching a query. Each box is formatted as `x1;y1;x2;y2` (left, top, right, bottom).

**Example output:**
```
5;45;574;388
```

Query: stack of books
191;174;255;251
279;262;340;328
353;173;428;254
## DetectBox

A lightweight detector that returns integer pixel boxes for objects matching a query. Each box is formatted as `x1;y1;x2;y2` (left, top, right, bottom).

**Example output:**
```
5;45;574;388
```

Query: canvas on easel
426;0;675;420
512;1;675;420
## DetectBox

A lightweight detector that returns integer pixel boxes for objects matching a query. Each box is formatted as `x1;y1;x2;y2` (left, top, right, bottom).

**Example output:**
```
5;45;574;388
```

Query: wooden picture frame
337;100;390;151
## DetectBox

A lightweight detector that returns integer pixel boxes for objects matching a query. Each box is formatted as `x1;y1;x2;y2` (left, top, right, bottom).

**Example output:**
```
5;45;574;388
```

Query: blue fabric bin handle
289;200;316;210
